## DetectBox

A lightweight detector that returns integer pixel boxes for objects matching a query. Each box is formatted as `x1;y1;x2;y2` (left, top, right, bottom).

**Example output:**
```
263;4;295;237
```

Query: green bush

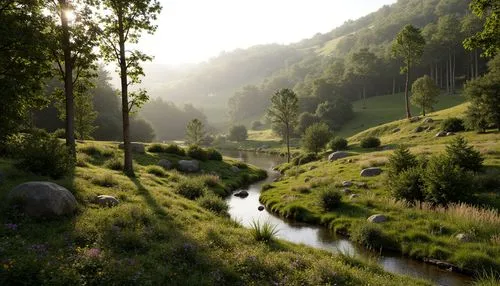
386;146;417;178
175;179;207;200
53;128;66;139
360;137;381;148
351;223;393;250
291;152;318;166
251;120;263;130
445;136;483;172
15;129;73;178
233;161;248;169
328;137;348;151
228;125;248;142
440;117;465;132
146;166;167;177
105;157;123;171
301;122;332;153
206;148;223;161
147;143;166;153
389;167;425;205
319;186;342;211
197;193;229;215
164;144;185;156
186;145;208;161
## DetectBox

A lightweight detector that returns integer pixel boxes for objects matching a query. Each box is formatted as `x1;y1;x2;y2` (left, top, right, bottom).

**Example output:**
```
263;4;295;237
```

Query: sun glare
63;9;76;23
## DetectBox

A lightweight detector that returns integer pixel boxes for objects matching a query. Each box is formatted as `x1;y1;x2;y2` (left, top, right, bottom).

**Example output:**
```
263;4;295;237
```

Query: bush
175;179;207;200
251;120;263;130
302;122;332;153
291;152;318;166
360;137;381;148
351;223;392;250
386;146;417;178
147;143;166;153
15;129;73;178
53;128;65;139
206;148;222;161
296;112;320;134
164;144;185;156
227;125;248;142
106;157;123;171
328;137;348;151
197;193;228;215
146;166;167;177
389;167;425;205
250;220;279;242
319;186;342;211
440;117;465;132
445;136;483;172
186;145;208;161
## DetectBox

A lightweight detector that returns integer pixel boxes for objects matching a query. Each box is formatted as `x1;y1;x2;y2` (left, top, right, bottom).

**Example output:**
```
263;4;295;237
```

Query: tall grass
250;219;279;242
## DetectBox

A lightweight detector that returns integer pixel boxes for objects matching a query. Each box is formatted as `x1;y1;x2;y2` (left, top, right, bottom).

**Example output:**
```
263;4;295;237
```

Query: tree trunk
285;123;290;163
61;0;75;157
392;77;396;95
474;49;478;78
422;103;425;116
404;59;411;119
446;59;449;94
362;85;366;109
435;63;438;84
452;51;456;94
118;7;134;176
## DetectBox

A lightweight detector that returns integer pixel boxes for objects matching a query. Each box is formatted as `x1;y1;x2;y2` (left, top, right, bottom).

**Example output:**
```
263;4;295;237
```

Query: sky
139;0;398;66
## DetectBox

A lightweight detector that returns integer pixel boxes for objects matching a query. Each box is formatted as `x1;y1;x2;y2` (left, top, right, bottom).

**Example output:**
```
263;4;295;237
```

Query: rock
231;166;240;173
177;160;200;173
95;195;119;207
446;132;455;136
455;233;473;242
360;167;382;177
392;128;401;133
8;182;77;217
342;181;353;187
341;188;352;195
258;206;265;211
435;131;447;137
308;166;317;171
349;194;359;199
328;151;349;161
423;117;434;124
158;159;173;170
304;177;311;183
409;116;421;123
356;182;368;188
414;126;425;133
367;214;387;223
234;190;249;198
118;142;145;153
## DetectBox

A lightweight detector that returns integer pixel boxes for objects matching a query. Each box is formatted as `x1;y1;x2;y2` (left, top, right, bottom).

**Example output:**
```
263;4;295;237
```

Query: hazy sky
140;0;397;65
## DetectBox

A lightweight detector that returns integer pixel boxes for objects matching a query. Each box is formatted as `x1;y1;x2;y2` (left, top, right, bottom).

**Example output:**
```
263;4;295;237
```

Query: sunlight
63;9;76;23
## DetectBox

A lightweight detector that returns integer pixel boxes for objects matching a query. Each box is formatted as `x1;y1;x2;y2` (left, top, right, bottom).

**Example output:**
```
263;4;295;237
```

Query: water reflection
223;150;472;286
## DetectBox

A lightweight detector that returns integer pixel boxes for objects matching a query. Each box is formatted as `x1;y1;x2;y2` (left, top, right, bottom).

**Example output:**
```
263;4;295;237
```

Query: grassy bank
0;141;431;285
260;104;500;275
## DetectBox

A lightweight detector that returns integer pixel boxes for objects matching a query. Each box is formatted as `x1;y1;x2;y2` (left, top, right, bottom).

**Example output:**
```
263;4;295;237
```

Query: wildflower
4;223;18;231
85;247;101;258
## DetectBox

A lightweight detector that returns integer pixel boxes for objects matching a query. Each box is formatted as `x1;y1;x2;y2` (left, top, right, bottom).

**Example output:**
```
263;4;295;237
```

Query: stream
222;150;472;286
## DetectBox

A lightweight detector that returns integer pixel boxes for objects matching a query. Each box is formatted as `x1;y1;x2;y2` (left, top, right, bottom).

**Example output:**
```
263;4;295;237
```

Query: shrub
186;145;208;161
227;125;248;142
200;174;220;187
15;130;73;178
261;183;273;191
319;186;342;211
291;152;318;166
360;137;381;148
164;144;185;156
92;173;118;187
53;128;66;138
351;223;392;250
296;112;320;134
301;122;332;153
197;193;228;215
440;117;465;132
175;179;207;200
250;220;279;242
206;148;223;161
389;167;425;205
251;120;263;130
445;136;483;172
146;166;166;177
328;137;348;151
386;146;417;178
423;155;473;206
106;157;123;171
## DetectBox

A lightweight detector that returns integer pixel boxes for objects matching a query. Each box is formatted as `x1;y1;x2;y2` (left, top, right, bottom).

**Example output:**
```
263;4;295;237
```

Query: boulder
349;194;359;199
328;151;349;161
435;131;447;137
258;206;265;211
423;117;434;124
409;116;421;123
308;166;317;171
8;182;77;217
356;182;368;188
118;142;145;153
342;181;353;187
446;132;455;136
360;167;382;177
414;126;425;133
455;233;473;242
367;214;387;223
158;159;173;170
95;195;119;207
341;188;352;195
230;166;240;173
177;160;200;173
234;190;249;198
392;128;401;133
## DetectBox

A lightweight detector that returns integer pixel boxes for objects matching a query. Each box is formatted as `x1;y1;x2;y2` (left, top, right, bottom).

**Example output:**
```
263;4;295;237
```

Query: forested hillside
155;0;486;127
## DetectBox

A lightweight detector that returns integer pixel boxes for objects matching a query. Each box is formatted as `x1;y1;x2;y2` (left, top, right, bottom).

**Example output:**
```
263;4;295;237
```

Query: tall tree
392;24;426;119
186;118;205;145
411;75;440;116
46;0;99;156
346;48;378;109
267;88;299;163
98;0;162;176
435;15;461;95
464;0;500;58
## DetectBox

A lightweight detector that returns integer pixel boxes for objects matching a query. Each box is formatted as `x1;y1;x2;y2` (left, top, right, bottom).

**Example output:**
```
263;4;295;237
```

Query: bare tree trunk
474;49;478;78
446;59;449;94
452;52;456;94
392;77;396;95
61;0;75;157
118;7;134;176
285;123;290;163
362;85;366;109
404;58;412;119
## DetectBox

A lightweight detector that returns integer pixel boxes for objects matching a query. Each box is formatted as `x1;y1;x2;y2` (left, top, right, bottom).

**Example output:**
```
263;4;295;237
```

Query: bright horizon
139;0;397;66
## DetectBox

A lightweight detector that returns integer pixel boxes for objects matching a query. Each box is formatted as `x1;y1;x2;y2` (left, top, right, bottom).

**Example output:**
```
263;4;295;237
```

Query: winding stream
223;150;472;286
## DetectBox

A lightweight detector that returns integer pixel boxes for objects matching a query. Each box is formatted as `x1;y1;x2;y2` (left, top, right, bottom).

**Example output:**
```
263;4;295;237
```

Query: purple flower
4;223;18;231
85;248;101;258
30;243;48;255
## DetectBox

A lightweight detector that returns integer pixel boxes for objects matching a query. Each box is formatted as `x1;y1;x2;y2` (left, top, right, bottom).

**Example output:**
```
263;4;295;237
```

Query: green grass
0;141;432;285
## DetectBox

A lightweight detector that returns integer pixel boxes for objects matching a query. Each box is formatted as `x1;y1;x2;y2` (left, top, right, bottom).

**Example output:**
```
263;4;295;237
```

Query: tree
445;136;484;172
464;0;500;58
435;15;461;95
315;96;354;130
267;88;299;163
392;25;426;119
55;90;97;140
411;75;440;116
98;0;162;176
346;48;378;108
301;123;331;154
296;112;319;135
186;119;205;145
130;117;155;142
228;125;248;142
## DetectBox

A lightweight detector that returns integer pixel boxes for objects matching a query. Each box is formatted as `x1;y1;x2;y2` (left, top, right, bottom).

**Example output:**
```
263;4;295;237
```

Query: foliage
296;112;320;134
15;130;73;179
206;148;223;161
386;146;418;178
389;167;426;205
250;220;279;242
301;123;332;154
464;0;500;57
146;166;166;177
328;137;348;151
197;193;229;215
314;97;354;130
164;144;186;156
440;117;465;132
445;136;484;172
360;137;381;148
106;157;124;171
411;75;440;116
228;125;248;142
319;186;342;211
350;223;392;250
175;179;207;200
251;120;263;130
186;145;208;161
186;118;206;145
291;152;318;166
130;117;155;143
